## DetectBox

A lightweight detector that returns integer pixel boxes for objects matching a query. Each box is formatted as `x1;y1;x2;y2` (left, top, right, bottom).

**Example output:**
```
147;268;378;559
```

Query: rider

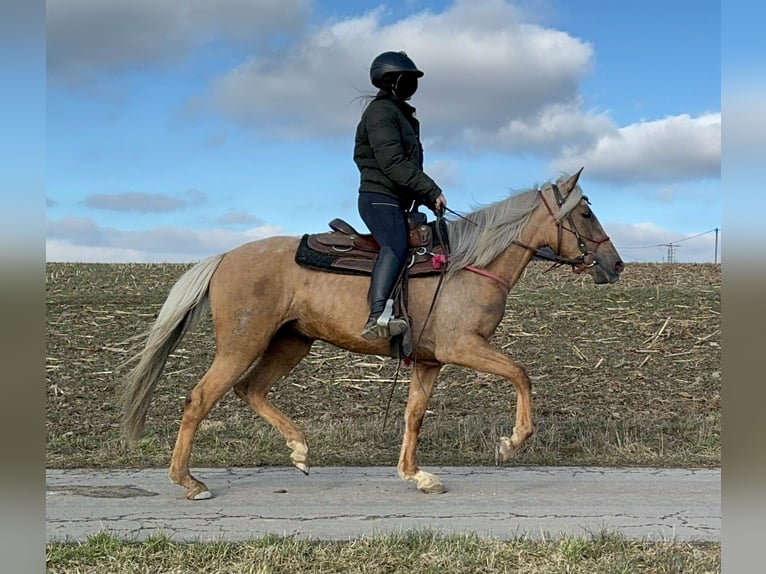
354;50;448;340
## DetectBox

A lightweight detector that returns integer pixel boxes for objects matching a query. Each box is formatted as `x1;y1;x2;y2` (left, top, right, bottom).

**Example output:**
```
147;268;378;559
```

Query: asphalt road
46;466;719;543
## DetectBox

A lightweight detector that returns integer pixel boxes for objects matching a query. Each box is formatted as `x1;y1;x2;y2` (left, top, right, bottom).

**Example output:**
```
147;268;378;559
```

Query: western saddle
295;213;448;277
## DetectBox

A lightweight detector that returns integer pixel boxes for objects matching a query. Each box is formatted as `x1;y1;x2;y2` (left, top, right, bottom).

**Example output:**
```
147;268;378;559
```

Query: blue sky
45;0;721;263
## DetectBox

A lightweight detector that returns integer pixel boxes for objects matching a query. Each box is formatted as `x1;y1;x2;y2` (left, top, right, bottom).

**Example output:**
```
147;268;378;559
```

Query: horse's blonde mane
445;176;583;277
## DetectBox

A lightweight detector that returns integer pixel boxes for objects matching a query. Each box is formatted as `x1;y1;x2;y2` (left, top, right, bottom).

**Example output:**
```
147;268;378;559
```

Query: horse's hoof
287;440;310;475
412;470;446;494
496;435;520;464
186;485;213;500
419;483;447;495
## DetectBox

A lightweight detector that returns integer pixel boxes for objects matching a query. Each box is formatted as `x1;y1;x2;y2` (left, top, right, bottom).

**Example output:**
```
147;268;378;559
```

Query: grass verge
47;530;720;574
46;531;721;574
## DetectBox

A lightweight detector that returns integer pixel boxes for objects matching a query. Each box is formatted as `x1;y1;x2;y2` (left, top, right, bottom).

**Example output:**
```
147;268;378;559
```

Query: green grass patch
46;530;720;573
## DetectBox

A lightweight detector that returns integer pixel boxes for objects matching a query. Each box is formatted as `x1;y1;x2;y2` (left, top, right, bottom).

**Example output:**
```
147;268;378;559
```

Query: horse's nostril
615;260;624;274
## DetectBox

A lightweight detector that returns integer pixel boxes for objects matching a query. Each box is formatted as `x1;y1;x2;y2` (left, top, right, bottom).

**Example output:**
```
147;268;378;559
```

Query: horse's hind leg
233;328;314;474
169;349;260;500
397;362;445;494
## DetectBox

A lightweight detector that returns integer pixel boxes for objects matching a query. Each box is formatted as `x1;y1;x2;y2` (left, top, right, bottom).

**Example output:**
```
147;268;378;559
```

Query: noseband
513;184;611;271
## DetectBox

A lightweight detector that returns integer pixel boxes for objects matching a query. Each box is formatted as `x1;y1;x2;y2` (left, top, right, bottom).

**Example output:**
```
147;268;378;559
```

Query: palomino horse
122;169;623;499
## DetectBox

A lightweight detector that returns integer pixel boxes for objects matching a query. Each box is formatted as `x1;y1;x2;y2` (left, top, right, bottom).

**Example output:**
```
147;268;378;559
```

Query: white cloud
207;0;720;183
46;217;285;262
215;210;264;226
554;113;721;183
424;159;462;189
83;189;208;213
46;0;311;83
47;217;105;245
211;0;594;148
46;240;154;263
479;99;617;154
85;192;185;212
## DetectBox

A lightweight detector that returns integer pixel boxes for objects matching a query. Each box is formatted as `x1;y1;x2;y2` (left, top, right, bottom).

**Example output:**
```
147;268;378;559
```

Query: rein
463;265;511;291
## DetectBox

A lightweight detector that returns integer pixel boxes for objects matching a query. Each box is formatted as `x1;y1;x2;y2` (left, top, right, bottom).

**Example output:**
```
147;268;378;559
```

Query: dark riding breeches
358;192;409;315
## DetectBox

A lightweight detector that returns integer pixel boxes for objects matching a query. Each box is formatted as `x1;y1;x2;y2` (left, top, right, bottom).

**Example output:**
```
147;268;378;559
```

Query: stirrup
376;299;395;327
363;316;407;340
376;299;408;336
385;316;409;337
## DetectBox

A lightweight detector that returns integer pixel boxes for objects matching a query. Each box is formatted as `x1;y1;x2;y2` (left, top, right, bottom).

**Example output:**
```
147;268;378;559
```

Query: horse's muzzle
592;257;623;284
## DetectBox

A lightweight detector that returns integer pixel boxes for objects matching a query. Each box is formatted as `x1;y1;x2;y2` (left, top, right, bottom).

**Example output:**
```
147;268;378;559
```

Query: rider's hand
432;193;447;216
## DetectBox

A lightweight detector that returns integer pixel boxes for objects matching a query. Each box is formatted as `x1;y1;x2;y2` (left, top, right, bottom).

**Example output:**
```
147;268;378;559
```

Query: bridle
513;183;611;272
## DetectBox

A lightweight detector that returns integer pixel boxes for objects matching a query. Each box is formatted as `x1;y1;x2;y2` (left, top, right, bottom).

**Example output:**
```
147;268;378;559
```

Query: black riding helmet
369;51;424;90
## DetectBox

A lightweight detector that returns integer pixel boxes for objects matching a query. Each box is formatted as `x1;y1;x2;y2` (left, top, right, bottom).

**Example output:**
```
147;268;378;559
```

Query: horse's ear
561;167;585;194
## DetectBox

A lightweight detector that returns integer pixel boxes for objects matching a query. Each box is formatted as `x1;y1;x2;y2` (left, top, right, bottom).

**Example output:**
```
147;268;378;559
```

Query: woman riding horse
355;51;448;340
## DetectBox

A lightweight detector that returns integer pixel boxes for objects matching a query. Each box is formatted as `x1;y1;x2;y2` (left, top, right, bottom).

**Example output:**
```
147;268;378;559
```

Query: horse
122;168;624;500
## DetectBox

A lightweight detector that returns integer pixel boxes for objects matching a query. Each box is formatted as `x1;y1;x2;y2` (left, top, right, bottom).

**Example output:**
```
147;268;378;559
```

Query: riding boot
361;246;409;340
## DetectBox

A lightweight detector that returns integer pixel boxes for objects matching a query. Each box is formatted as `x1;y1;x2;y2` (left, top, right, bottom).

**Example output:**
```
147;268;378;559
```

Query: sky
45;0;721;264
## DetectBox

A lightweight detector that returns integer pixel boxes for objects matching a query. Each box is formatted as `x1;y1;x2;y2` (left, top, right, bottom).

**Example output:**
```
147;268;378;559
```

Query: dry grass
46;262;721;469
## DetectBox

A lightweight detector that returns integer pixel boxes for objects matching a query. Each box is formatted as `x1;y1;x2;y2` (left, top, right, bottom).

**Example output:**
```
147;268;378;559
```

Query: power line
616;227;720;263
619;228;719;251
672;228;719;244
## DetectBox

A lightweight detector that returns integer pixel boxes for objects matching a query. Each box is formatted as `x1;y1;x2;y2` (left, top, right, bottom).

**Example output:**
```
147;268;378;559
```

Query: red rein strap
431;254;510;291
464;265;511;291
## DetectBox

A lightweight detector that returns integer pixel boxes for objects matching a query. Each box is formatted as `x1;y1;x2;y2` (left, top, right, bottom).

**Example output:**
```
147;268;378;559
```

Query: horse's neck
486;242;536;291
485;208;545;289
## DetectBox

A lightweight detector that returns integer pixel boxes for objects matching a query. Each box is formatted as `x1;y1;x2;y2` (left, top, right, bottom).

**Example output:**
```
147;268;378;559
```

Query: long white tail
122;254;224;442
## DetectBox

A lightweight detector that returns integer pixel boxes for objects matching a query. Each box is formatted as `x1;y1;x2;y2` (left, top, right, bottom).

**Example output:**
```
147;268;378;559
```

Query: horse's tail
121;253;225;443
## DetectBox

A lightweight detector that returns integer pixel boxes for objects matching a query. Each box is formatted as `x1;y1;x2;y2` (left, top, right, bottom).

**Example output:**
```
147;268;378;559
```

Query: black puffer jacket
354;92;442;208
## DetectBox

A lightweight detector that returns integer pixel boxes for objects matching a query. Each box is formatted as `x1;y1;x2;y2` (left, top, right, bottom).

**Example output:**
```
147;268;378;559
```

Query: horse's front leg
441;334;534;463
397;363;445;493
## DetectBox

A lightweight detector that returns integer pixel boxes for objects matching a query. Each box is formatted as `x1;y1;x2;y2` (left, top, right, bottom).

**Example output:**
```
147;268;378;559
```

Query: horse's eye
582;209;592;219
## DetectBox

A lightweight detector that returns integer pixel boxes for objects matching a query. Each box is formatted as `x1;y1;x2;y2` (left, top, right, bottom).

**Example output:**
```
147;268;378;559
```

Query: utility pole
660;243;679;263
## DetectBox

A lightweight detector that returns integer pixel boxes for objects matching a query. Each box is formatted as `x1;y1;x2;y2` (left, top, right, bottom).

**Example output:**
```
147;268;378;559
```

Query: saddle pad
295;220;449;277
